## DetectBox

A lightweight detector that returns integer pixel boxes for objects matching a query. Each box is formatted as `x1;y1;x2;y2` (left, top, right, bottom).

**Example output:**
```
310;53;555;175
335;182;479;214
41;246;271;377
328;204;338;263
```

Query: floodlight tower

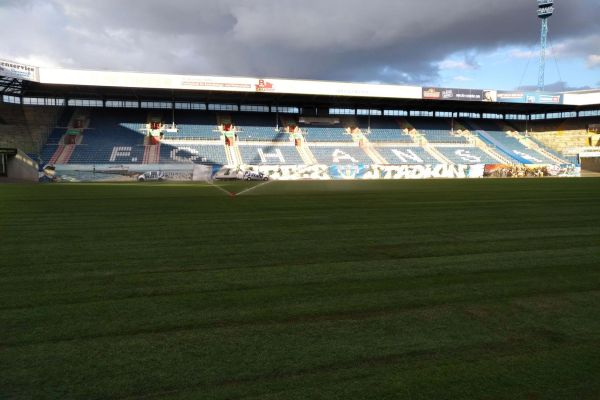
537;0;555;91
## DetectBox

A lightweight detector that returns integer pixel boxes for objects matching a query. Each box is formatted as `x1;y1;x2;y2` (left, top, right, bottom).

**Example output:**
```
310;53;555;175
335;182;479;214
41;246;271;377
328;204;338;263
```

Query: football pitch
1;178;599;399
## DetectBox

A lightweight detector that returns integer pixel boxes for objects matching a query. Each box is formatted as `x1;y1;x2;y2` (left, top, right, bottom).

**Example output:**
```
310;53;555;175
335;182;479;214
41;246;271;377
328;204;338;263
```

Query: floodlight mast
537;0;555;91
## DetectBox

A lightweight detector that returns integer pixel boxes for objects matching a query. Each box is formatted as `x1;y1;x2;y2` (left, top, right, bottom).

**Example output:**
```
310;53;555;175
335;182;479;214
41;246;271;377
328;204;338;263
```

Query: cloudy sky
1;0;599;90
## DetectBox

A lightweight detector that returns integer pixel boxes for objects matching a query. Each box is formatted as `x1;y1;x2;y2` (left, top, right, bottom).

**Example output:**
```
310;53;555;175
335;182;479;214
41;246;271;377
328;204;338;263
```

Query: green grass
1;178;599;400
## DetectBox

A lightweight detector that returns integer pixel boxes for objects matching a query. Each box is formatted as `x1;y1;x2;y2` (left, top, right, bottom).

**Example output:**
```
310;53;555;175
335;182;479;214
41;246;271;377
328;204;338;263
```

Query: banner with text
496;91;563;104
0;59;39;82
422;87;497;102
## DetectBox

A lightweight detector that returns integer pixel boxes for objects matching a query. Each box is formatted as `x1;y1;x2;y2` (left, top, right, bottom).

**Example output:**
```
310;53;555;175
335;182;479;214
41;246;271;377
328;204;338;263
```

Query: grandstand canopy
1;58;600;115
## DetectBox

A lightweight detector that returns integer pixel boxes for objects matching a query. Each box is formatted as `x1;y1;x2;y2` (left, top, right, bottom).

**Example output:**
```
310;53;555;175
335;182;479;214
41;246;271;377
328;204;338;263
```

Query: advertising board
496;91;563;104
422;87;497;102
0;59;39;82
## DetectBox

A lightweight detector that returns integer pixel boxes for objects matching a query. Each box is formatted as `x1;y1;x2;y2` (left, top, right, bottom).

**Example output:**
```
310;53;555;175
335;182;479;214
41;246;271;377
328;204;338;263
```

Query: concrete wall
1;149;39;182
0;103;60;154
581;156;600;173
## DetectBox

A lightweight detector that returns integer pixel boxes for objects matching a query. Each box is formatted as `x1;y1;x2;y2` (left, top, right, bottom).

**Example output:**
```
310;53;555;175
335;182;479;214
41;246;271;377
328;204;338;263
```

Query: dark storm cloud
1;0;599;84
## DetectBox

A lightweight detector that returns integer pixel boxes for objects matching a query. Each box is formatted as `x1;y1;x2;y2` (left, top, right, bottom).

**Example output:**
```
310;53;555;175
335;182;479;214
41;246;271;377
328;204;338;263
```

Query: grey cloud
1;0;599;86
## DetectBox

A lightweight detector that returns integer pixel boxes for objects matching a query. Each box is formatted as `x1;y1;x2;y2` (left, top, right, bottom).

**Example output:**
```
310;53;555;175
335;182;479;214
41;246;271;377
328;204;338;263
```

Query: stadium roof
1;58;599;110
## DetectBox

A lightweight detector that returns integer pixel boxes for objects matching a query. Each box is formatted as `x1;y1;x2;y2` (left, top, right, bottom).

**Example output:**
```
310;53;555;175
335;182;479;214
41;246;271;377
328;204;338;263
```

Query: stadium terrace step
466;120;556;164
291;135;317;165
143;144;161;164
233;113;290;142
310;145;374;165
471;136;513;164
408;118;469;144
528;130;590;162
54;144;75;164
159;143;228;165
434;146;502;165
375;146;439;165
298;117;354;143
423;145;452;164
239;144;304;165
48;145;64;165
356;135;387;164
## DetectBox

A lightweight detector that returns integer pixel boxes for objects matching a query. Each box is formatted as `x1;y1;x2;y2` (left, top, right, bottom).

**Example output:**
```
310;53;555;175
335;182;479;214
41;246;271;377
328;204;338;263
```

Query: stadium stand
303;127;353;142
31;106;588;168
160;143;228;165
523;119;598;163
0;103;61;155
299;118;353;142
465;120;556;164
435;146;502;164
233;113;290;142
82;109;146;146
356;117;414;143
69;145;146;164
310;145;373;165
39;110;73;164
375;146;439;164
408;118;469;144
65;109;146;164
238;144;304;165
162;112;220;140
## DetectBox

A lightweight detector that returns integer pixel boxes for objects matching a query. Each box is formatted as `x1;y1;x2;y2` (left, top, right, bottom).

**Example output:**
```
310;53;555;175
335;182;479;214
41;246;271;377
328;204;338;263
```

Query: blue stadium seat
375;147;439;164
356;117;413;143
409;118;468;144
159;143;228;165
40;145;58;165
69;145;146;164
239;144;304;165
467;120;555;164
310;146;372;164
301;126;353;142
435;147;501;164
162;112;220;140
234;113;289;142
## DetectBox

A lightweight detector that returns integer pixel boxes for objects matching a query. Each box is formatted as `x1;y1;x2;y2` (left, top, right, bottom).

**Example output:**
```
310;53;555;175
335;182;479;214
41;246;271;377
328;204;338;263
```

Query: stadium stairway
212;115;239;165
400;119;451;164
354;133;387;164
48;111;89;164
231;144;243;165
516;134;567;164
496;123;562;164
407;117;469;144
423;144;452;164
296;137;318;165
465;120;555;164
143;144;161;164
48;144;65;165
53;144;76;164
471;135;513;164
498;124;569;164
453;121;513;164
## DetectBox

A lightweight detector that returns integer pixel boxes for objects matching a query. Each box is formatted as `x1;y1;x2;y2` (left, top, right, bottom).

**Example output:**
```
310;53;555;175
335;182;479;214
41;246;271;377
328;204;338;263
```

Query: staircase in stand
48;141;79;165
471;136;513;164
48;145;65;165
296;136;318;165
143;144;161;164
504;128;569;164
49;111;89;165
423;144;452;164
354;132;386;164
401;120;451;164
453;122;513;164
